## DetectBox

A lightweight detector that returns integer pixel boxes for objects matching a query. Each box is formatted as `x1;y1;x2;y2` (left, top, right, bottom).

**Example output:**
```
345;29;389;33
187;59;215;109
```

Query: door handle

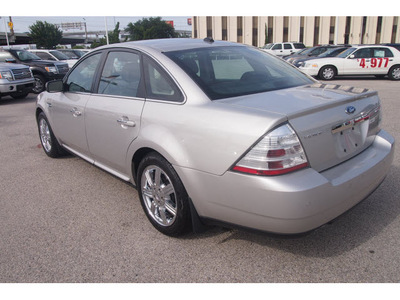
70;107;82;117
117;117;136;128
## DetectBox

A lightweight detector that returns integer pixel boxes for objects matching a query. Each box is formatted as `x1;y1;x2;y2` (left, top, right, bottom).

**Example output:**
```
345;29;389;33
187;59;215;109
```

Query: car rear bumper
176;129;395;234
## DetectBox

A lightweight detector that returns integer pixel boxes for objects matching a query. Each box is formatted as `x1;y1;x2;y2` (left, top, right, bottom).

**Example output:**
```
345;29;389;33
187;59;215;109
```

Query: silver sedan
36;38;395;236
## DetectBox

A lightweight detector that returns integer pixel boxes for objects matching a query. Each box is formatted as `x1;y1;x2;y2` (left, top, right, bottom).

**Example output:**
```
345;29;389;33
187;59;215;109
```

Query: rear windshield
165;46;314;100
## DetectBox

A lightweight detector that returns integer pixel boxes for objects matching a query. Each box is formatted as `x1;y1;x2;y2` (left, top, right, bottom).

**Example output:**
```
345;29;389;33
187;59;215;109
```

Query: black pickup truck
0;48;69;93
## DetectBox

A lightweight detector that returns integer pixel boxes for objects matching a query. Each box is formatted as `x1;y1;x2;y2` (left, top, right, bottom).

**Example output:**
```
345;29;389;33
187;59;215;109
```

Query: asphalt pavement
0;77;399;283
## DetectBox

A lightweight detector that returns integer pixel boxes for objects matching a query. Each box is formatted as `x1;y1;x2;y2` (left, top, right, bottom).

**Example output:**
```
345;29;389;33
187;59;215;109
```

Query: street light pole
1;17;10;47
104;17;109;45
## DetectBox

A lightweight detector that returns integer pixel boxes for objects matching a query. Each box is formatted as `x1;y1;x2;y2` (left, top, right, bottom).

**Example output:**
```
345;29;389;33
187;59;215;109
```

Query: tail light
232;123;308;176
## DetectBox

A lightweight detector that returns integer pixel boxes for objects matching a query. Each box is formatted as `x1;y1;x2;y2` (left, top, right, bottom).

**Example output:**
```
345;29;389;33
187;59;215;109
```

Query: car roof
97;38;245;53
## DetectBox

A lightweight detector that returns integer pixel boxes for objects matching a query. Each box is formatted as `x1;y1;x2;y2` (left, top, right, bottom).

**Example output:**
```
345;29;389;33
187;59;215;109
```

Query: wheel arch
131;146;207;234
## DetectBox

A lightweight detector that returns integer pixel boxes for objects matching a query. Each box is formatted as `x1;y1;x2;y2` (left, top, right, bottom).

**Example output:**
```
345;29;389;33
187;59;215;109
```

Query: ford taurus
36;38;395;236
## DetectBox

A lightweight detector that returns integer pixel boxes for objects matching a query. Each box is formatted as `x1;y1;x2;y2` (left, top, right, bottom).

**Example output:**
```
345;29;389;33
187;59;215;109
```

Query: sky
2;0;395;35
5;16;192;34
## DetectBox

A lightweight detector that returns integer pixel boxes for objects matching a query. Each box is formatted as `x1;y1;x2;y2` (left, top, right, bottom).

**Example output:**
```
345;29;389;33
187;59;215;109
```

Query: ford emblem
345;106;356;114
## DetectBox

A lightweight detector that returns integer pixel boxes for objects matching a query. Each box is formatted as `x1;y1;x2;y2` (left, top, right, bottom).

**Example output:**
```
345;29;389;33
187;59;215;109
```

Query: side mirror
46;80;64;93
349;54;355;59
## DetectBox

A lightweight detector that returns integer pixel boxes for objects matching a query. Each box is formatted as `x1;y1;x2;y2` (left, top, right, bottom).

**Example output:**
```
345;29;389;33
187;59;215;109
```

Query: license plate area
332;121;368;159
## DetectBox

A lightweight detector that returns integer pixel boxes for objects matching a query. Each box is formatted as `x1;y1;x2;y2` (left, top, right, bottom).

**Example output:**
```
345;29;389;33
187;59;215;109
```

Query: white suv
28;49;77;68
261;42;306;57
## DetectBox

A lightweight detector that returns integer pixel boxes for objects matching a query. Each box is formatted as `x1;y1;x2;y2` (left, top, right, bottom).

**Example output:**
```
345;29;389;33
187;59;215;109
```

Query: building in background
192;16;400;47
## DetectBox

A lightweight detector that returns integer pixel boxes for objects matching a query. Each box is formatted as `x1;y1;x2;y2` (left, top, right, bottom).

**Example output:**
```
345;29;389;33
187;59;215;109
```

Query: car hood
219;83;381;172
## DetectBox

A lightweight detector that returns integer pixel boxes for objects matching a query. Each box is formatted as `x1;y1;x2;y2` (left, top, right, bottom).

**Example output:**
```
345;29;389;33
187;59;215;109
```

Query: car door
283;43;294;56
342;48;373;75
271;43;283;56
84;50;145;179
49;52;102;161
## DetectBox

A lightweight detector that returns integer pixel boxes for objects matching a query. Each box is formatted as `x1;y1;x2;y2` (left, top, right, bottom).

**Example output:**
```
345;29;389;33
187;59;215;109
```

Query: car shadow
186;165;400;258
0;94;36;105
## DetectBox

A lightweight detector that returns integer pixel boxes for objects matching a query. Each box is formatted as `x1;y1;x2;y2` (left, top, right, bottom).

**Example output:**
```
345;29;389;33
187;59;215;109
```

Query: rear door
84;50;145;179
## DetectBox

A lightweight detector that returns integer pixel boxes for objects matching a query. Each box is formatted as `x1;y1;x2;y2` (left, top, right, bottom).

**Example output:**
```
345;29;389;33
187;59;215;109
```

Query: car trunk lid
219;83;381;172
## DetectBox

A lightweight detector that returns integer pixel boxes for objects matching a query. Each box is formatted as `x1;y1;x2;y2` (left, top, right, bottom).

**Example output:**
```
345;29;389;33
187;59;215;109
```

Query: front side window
165;46;314;100
272;44;282;50
35;52;54;60
98;51;142;98
65;52;102;93
353;48;372;59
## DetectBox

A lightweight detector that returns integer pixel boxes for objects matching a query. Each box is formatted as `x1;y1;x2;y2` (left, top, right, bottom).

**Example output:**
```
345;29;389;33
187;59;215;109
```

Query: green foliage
28;21;63;49
91;22;121;49
125;17;177;41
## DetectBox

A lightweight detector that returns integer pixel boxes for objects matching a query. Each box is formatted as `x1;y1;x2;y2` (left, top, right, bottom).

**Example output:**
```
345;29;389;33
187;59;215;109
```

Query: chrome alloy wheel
39;118;52;153
141;165;177;227
391;67;400;80
321;67;335;80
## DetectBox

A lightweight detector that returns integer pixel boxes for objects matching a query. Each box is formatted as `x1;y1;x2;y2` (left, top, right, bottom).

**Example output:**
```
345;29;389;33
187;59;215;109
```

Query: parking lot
0;77;399;283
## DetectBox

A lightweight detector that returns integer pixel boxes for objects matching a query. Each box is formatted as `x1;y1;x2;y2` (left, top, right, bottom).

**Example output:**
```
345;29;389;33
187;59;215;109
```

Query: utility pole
104;17;109;45
8;16;15;43
1;17;10;47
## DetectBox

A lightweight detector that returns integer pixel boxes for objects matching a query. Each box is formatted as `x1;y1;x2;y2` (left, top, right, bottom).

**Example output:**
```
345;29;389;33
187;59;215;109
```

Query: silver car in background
36;38;394;236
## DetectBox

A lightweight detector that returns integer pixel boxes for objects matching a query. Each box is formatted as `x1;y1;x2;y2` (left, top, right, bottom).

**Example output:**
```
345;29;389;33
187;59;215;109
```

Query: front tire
37;112;65;158
319;66;336;80
137;152;191;236
33;74;46;94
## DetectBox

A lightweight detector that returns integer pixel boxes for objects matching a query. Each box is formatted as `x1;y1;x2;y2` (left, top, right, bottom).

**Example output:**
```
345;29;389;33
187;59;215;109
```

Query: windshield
49;50;70;60
318;47;346;57
165;46;314;100
10;49;41;62
337;47;356;58
61;50;80;59
262;43;273;49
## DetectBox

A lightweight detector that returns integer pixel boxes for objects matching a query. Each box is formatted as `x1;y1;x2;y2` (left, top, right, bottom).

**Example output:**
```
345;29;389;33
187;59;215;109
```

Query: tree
125;17;177;41
91;22;121;49
29;21;63;49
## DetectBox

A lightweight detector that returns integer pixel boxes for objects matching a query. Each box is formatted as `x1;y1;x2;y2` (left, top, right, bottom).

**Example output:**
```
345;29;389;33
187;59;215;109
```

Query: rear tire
388;65;400;80
319;66;336;80
137;152;191;236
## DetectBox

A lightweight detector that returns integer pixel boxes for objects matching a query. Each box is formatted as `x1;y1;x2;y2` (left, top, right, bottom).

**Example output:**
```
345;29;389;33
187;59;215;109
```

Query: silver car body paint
36;39;395;234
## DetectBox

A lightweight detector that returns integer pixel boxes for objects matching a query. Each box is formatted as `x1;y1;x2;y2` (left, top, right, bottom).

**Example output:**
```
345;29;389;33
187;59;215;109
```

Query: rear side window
373;48;393;58
284;44;293;50
166;46;314;100
143;56;184;102
293;43;306;49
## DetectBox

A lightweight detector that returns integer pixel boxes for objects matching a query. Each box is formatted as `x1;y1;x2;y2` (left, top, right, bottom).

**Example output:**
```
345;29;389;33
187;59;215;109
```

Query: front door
49;52;103;160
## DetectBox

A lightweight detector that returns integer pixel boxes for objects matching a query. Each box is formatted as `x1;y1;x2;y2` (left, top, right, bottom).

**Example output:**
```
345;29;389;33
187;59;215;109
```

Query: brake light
232;124;308;176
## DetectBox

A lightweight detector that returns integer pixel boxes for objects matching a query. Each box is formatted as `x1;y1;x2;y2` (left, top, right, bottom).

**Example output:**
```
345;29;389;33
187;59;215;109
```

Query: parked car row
296;44;400;80
262;42;400;81
0;48;70;95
